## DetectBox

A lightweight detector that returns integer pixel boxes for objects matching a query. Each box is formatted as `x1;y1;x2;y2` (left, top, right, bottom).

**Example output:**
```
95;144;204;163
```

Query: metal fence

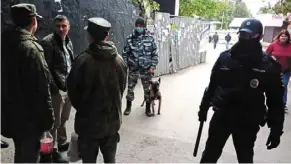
152;12;210;76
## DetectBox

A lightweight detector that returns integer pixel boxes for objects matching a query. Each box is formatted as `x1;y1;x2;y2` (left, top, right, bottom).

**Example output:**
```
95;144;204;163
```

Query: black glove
266;130;283;150
198;108;208;122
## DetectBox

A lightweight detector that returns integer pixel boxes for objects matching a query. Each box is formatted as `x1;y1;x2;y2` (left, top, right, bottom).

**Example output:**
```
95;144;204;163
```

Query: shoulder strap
32;41;44;52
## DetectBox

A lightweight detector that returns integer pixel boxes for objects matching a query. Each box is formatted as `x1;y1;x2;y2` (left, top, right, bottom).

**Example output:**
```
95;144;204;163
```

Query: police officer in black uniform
198;19;285;163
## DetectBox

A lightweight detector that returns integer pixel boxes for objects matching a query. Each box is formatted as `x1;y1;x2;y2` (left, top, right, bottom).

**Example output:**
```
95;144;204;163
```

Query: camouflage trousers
126;71;153;102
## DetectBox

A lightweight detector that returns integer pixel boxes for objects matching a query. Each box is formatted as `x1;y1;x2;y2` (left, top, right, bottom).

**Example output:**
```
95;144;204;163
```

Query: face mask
136;27;144;33
238;37;261;50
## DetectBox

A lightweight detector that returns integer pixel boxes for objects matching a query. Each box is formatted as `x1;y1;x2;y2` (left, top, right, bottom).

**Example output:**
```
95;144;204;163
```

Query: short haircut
53;15;69;24
13;17;34;28
90;31;108;41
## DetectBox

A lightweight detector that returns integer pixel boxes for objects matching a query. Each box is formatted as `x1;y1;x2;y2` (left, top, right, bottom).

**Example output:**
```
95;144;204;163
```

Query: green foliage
258;2;275;14
233;1;252;18
179;0;217;19
130;0;160;18
179;0;252;29
215;1;235;29
273;0;291;15
259;0;291;16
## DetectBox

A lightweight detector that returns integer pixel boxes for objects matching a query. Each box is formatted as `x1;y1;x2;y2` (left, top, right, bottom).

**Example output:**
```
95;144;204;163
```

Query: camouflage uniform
2;4;54;163
122;30;159;103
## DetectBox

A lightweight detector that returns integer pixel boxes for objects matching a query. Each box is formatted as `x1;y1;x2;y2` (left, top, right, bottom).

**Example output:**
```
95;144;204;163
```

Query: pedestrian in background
208;35;212;43
213;32;219;49
40;15;75;163
67;17;127;163
266;29;291;112
225;32;231;49
2;3;54;163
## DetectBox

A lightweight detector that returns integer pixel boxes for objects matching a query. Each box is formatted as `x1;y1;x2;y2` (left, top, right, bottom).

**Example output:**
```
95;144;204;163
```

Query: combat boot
124;100;132;115
145;102;154;117
52;148;69;163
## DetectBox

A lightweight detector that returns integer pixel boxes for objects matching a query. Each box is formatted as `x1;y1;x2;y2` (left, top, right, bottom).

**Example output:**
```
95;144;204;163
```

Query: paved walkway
1;44;291;163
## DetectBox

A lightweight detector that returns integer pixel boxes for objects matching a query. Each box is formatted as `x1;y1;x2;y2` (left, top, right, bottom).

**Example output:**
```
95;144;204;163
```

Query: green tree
130;0;160;18
179;0;217;19
214;1;235;29
179;0;253;29
273;0;291;15
258;2;275;14
233;1;252;18
259;0;291;16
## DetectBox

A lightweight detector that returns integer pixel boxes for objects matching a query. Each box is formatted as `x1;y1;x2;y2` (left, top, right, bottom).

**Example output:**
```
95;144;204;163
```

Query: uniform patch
250;79;259;88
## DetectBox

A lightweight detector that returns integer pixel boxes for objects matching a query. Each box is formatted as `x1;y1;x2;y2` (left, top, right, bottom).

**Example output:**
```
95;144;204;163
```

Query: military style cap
239;18;263;35
84;17;111;39
11;3;43;20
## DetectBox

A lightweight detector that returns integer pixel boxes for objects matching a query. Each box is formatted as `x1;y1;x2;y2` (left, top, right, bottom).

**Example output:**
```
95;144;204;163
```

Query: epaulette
219;50;231;59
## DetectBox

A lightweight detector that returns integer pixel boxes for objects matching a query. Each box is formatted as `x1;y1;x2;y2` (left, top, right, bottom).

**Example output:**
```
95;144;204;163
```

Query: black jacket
40;33;75;94
1;28;54;138
225;34;231;42
213;34;219;42
200;45;285;133
67;41;127;139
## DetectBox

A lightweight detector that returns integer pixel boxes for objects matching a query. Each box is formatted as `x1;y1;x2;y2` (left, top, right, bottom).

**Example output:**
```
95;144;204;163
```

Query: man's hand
198;109;208;122
266;130;282;150
149;68;155;73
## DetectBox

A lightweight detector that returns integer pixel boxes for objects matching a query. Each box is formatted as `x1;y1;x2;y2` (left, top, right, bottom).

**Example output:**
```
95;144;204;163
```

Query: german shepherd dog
141;78;162;116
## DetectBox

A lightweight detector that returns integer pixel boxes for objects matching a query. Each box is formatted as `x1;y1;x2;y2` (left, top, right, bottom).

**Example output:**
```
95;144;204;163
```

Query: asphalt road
1;44;291;163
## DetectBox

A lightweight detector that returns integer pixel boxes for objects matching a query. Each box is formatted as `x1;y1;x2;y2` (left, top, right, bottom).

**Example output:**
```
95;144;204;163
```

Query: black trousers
200;112;260;163
12;135;41;163
78;133;120;163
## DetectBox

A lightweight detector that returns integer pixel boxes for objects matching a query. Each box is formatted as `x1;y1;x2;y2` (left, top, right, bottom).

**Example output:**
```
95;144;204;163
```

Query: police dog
141;78;162;116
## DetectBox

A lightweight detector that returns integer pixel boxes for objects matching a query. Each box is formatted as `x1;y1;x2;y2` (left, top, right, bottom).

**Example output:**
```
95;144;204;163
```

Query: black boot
145;102;154;117
124;100;132;115
39;153;52;163
58;142;69;152
52;148;69;163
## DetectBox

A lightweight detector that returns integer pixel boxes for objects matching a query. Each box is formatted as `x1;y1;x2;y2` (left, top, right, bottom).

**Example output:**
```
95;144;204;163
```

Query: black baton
193;121;204;157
